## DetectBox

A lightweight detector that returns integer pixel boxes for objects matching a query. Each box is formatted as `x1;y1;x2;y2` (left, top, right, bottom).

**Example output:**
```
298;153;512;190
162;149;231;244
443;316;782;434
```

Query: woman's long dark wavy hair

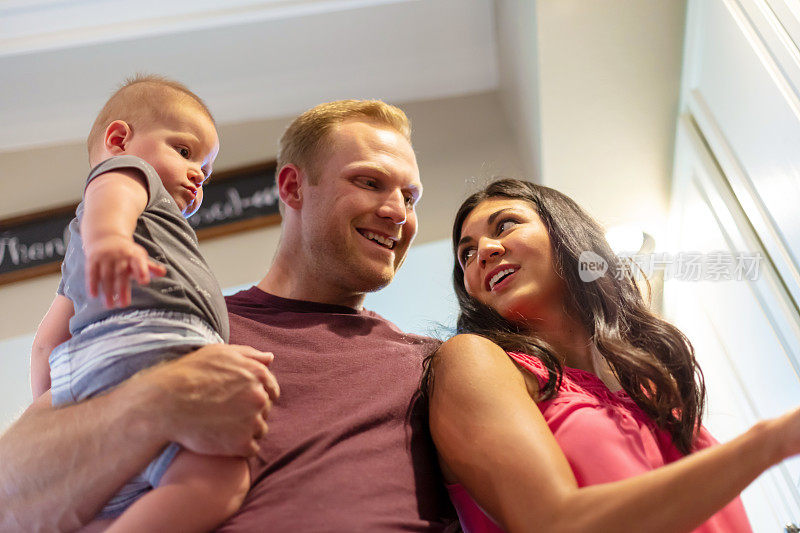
443;178;705;455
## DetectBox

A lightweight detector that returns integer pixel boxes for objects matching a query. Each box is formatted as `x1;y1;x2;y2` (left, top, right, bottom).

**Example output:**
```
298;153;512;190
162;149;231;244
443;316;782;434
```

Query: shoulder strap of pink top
506;351;550;388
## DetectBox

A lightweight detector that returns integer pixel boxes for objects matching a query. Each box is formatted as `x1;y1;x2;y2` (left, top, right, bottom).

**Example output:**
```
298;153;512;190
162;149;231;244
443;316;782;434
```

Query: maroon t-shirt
217;287;453;532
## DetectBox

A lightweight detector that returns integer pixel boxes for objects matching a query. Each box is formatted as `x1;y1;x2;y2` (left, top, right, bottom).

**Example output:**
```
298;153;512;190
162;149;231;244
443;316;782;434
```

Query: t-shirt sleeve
85;155;165;210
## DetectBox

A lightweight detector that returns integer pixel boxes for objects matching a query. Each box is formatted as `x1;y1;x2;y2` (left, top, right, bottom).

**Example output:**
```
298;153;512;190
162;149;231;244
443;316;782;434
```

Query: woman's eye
460;248;476;265
497;219;516;233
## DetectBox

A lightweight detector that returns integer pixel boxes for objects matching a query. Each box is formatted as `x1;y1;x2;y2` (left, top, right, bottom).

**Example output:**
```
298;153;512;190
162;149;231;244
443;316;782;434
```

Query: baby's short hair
87;74;214;162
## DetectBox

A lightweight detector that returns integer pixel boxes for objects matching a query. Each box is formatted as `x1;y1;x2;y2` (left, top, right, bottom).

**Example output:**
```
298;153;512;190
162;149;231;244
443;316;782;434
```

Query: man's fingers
262;369;280;401
253;416;269;440
243;360;280;401
231;345;275;366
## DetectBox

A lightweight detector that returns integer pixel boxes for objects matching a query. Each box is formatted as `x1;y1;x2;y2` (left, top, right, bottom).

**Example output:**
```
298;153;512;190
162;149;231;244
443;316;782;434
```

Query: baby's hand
85;235;167;308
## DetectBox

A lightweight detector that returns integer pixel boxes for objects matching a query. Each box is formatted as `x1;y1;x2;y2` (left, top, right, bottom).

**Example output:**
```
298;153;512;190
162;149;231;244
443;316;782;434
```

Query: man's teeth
489;268;517;290
363;231;395;249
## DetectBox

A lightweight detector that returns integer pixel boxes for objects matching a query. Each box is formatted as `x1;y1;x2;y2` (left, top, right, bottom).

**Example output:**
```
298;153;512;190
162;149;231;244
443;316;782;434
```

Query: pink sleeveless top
447;351;752;533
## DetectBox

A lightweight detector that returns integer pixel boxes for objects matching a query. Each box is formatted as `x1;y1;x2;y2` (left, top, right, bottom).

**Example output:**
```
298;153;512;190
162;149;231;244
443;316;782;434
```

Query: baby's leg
104;450;250;533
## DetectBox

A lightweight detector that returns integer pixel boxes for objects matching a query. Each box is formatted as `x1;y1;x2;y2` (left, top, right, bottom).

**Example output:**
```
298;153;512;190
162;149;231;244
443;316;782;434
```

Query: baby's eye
176;146;190;159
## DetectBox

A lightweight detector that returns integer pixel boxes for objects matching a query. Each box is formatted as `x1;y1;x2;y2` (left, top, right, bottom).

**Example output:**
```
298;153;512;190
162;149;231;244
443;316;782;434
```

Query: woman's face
456;197;567;327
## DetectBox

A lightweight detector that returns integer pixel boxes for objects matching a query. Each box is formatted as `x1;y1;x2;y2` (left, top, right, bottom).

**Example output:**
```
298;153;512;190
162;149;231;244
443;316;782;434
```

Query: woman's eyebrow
457;235;473;248
487;208;514;226
457;208;515;247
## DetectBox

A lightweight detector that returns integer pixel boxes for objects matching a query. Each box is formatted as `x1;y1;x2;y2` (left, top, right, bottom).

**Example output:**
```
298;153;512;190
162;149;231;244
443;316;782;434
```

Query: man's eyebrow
457;208;515;248
350;162;389;176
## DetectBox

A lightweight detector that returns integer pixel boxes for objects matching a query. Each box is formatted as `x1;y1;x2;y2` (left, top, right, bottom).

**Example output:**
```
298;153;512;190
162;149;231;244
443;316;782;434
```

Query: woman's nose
477;237;503;265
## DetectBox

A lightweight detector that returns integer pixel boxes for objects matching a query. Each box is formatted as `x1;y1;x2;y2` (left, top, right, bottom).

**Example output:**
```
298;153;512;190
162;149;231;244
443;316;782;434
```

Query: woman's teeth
489;268;517;290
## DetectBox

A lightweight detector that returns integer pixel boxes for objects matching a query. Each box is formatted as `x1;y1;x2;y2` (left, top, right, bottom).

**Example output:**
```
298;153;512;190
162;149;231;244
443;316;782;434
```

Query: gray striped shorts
49;309;223;518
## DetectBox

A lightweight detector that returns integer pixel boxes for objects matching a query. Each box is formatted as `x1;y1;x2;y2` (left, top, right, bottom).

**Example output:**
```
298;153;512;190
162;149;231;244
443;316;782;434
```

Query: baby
30;75;256;532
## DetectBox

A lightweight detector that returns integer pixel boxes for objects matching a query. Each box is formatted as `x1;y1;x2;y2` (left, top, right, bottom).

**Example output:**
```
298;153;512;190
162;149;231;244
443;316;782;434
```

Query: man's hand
85;234;167;308
141;344;280;456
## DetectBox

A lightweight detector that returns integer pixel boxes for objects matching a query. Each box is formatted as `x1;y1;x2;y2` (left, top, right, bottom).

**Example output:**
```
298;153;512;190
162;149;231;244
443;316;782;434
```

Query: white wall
0;91;524;342
668;0;800;528
495;0;686;239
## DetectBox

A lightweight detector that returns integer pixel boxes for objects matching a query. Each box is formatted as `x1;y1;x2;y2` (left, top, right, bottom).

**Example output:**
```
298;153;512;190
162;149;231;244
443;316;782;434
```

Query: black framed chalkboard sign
0;161;279;286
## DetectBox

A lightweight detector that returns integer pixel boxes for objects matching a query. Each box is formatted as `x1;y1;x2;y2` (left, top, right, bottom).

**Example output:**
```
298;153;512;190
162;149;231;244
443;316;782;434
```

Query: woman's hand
766;405;800;462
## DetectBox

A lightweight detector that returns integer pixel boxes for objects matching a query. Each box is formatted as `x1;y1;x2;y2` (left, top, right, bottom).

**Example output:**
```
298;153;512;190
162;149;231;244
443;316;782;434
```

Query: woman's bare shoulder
434;334;540;399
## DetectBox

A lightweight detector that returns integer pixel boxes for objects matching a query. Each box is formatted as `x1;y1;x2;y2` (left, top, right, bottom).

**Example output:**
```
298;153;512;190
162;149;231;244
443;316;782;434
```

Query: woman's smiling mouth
486;265;519;291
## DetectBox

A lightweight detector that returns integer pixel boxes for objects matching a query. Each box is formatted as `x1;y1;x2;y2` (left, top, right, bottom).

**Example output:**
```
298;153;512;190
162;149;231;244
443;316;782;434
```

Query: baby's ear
104;120;132;155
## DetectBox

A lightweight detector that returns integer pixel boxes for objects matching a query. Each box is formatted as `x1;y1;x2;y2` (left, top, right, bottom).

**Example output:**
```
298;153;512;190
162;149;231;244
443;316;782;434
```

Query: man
0;100;453;531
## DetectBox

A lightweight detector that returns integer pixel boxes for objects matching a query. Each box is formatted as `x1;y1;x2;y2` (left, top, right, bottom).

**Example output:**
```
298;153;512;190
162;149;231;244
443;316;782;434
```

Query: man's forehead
322;120;420;181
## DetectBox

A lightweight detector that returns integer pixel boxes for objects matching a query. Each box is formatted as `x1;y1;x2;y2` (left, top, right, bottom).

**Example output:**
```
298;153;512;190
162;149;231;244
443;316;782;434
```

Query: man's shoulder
361;307;438;345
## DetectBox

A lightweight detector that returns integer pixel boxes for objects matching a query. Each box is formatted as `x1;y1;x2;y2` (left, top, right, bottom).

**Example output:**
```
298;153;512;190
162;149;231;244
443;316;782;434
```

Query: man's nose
477;237;503;265
377;189;407;225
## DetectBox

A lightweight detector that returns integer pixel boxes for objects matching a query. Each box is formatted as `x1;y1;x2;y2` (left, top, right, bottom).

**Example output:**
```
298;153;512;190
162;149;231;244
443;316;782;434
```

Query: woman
427;178;800;532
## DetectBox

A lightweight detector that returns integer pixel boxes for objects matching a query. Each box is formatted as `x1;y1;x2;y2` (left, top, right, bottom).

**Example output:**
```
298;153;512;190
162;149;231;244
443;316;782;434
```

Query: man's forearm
0;343;278;530
0;382;167;531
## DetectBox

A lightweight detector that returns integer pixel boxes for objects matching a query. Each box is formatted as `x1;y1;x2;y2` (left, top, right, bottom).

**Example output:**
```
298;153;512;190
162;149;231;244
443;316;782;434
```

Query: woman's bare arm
430;334;786;533
0;344;279;531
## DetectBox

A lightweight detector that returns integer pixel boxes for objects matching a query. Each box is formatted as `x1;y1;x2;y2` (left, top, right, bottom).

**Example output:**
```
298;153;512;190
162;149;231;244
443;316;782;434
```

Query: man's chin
352;266;396;294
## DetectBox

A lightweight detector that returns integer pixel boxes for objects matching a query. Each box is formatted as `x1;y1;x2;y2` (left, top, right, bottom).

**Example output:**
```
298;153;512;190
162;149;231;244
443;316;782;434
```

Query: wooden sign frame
0;160;280;286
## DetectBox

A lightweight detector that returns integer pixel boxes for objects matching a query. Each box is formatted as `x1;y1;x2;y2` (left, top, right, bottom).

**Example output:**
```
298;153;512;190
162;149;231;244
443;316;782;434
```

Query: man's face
298;119;422;298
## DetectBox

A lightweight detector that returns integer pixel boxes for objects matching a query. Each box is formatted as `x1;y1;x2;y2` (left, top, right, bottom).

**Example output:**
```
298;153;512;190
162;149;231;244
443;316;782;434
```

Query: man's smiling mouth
357;229;396;250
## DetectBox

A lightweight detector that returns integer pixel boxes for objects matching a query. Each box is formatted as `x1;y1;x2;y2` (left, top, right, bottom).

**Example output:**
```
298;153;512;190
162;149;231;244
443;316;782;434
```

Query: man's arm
0;344;279;531
30;295;75;399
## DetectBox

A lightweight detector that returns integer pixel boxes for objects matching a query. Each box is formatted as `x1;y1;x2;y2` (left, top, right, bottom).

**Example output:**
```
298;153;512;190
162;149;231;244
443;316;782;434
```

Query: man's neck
257;263;366;310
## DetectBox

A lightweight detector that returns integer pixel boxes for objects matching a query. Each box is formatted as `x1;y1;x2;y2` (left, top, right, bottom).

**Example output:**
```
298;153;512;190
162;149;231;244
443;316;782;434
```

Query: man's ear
277;164;304;210
104;120;132;155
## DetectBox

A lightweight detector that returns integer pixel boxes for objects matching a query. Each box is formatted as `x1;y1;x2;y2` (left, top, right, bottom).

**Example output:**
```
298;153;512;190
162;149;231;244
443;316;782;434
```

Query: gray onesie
50;155;229;517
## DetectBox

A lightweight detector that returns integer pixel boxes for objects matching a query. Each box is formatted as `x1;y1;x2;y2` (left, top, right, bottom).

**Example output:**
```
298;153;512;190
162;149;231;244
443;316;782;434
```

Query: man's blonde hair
87;74;214;162
277;99;411;183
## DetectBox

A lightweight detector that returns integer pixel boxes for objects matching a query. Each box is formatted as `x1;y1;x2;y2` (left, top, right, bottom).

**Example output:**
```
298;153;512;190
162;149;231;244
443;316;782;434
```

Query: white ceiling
0;0;498;151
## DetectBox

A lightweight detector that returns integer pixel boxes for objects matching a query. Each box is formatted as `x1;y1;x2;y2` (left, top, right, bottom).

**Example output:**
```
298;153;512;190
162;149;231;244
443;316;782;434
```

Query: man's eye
404;195;415;207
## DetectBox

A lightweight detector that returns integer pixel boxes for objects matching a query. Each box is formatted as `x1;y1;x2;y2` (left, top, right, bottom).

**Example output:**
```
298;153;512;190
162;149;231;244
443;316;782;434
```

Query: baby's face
124;104;219;217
